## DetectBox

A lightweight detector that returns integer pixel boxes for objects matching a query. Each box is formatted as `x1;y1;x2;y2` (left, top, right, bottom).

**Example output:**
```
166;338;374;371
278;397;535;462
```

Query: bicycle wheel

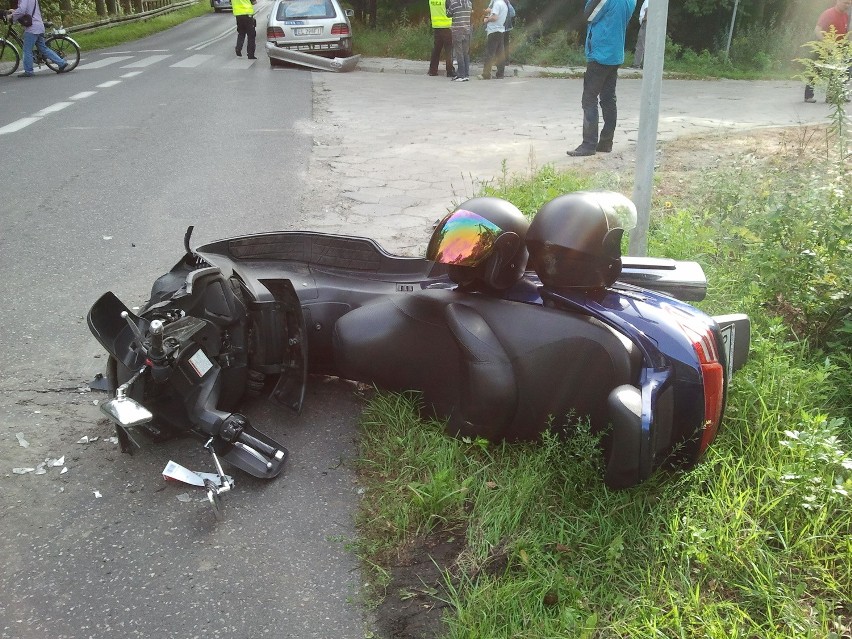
0;38;21;76
44;35;80;72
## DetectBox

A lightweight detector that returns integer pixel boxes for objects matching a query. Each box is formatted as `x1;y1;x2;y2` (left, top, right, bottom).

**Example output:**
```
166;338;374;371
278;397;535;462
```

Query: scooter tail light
331;23;350;35
697;361;724;455
662;303;725;457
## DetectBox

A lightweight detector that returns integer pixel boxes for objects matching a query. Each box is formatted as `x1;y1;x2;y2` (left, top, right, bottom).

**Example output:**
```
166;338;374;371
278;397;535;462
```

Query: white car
210;0;231;12
266;0;354;62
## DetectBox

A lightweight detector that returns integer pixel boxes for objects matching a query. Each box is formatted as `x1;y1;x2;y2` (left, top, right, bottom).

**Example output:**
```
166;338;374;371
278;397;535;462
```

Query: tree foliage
351;0;834;55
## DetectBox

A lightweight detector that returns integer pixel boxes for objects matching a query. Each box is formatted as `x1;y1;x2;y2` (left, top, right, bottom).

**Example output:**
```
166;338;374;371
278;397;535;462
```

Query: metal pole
724;0;740;60
629;0;670;256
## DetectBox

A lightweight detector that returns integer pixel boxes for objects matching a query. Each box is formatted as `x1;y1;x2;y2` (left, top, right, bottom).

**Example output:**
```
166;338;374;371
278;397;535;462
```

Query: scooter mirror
100;396;153;428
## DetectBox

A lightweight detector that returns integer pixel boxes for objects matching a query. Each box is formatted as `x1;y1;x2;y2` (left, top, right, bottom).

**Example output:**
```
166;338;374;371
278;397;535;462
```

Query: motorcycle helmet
526;191;637;289
426;197;530;292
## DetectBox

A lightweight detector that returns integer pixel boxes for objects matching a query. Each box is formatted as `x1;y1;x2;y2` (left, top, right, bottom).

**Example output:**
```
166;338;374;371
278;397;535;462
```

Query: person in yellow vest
233;0;257;59
428;0;456;77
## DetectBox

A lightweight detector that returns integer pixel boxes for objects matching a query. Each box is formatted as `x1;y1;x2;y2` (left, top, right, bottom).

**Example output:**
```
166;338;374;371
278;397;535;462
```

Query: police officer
233;0;257;59
428;0;455;77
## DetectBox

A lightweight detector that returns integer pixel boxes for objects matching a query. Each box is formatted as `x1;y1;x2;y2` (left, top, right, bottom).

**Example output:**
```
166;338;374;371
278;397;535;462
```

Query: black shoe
427;71;438;76
595;141;613;152
235;48;242;57
567;145;596;157
248;55;257;59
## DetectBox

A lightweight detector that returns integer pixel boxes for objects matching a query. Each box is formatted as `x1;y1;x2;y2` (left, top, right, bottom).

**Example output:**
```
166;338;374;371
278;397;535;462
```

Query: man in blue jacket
567;0;636;156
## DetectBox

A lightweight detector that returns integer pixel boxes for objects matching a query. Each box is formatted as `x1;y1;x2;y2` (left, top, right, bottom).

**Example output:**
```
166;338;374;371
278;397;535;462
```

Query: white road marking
96;80;122;88
79;56;134;69
186;27;237;51
122;54;172;68
225;59;256;69
120;71;143;78
32;102;73;117
0;117;42;135
69;91;97;100
171;54;213;68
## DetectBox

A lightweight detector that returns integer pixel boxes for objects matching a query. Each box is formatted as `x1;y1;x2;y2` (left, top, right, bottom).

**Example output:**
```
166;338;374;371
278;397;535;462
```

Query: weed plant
355;135;852;637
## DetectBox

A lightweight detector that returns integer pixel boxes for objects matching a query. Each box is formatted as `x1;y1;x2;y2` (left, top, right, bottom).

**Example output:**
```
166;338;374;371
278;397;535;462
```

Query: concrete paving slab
300;58;834;256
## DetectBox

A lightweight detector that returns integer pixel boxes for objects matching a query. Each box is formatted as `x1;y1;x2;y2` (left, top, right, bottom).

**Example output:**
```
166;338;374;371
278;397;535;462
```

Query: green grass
354;131;852;637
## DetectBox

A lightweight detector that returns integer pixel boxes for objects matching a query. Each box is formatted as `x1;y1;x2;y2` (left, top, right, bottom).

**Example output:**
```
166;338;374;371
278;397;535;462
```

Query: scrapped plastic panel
266;44;361;72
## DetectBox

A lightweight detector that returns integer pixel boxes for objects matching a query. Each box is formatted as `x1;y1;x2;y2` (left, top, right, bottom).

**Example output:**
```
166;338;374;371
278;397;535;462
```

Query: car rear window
277;0;336;19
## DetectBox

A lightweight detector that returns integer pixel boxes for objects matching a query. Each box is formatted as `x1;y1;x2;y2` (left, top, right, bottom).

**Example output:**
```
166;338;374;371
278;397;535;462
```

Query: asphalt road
0;12;839;638
1;8;372;639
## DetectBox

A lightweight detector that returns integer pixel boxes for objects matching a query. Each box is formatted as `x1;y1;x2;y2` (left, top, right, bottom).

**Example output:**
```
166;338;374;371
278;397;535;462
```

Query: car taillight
267;26;285;38
663;304;725;456
331;23;349;35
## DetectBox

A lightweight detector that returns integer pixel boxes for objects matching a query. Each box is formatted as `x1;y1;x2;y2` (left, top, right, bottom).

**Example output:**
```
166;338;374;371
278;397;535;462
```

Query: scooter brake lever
120;311;147;346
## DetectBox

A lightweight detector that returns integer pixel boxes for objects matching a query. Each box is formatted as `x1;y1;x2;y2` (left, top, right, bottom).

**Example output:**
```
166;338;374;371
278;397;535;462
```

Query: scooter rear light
697;360;724;455
267;26;285;38
662;304;725;456
331;23;350;35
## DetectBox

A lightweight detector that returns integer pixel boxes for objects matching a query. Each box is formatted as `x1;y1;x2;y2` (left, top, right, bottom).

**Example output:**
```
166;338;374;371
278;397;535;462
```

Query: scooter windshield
426;210;503;267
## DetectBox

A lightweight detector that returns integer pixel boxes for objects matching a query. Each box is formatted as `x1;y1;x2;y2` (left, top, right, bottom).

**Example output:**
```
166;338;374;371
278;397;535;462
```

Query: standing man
803;0;850;103
233;0;257;60
633;0;648;68
428;0;455;77
5;0;68;77
446;0;472;82
496;0;515;79
567;0;636;157
479;0;507;80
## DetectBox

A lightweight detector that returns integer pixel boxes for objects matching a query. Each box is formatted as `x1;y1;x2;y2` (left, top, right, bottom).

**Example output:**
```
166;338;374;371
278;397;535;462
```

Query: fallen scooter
88;192;750;517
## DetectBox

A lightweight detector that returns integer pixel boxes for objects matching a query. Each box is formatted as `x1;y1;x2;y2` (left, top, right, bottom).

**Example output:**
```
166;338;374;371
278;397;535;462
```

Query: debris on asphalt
77;436;100;444
34;462;47;475
176;492;192;503
163;460;232;488
13;467;35;474
93;490;102;498
106;437;119;445
60;467;68;474
52;456;65;467
15;433;29;448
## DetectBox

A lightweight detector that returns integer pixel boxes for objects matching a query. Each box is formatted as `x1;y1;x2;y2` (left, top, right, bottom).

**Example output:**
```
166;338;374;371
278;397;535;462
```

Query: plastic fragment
177;493;192;503
53;456;65;467
103;235;113;240
92;399;99;406
77;436;89;444
93;490;102;498
60;467;68;475
15;433;29;448
13;467;35;475
106;437;119;445
34;462;47;475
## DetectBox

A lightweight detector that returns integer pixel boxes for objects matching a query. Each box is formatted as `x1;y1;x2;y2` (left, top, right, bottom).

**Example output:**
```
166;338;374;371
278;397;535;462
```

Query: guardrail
64;0;198;35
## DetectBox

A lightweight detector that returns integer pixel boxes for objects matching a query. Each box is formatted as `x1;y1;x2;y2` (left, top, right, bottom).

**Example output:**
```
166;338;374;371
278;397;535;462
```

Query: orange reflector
697;361;724;455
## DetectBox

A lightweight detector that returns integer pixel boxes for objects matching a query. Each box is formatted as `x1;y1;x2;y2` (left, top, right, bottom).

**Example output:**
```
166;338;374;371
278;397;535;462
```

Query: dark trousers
429;28;455;76
580;60;619;150
235;14;256;57
482;31;504;79
496;29;510;78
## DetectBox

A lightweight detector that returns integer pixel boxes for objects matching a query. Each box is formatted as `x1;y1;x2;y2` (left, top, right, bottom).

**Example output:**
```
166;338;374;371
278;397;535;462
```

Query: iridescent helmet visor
426;209;504;266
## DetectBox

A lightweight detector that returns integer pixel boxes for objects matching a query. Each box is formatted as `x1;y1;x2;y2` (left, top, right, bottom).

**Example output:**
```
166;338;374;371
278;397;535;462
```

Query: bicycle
0;13;81;77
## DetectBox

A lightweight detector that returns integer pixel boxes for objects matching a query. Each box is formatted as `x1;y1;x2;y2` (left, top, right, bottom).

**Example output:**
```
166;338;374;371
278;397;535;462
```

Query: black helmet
526;191;637;289
426;197;530;291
